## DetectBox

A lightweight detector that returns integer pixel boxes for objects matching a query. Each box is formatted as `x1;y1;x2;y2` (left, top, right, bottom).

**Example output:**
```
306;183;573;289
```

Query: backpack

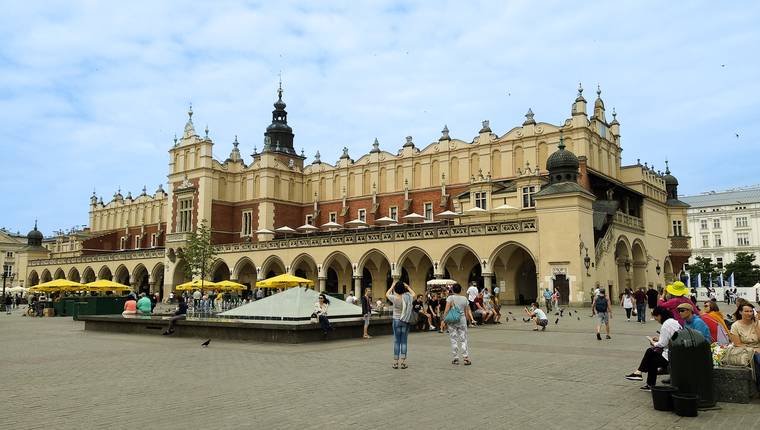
595;296;608;313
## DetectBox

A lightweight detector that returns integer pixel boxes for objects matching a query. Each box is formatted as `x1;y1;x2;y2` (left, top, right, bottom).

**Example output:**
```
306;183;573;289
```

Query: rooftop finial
578;82;583;96
314;150;321;163
233;135;239;148
141;185;147;195
440;124;450;140
204;124;209;138
596;84;601;98
300;148;305;158
173;134;178;146
370;137;380;153
34;219;38;230
665;159;670;175
277;71;283;100
523;108;536;125
558;129;566;150
612;107;617;119
188;103;193;122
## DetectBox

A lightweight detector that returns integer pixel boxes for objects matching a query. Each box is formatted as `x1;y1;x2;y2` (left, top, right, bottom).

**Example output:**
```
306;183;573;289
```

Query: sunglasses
677;308;690;313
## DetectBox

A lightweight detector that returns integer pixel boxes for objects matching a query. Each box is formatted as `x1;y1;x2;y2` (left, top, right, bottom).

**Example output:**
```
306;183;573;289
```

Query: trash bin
669;327;715;408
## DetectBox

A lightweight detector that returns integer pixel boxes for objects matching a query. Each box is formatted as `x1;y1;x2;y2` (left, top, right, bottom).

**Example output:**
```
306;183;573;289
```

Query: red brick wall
81;222;166;253
273;202;304;229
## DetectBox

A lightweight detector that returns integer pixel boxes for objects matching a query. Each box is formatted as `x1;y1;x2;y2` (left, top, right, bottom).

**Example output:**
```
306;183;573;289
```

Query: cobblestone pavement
1;305;758;430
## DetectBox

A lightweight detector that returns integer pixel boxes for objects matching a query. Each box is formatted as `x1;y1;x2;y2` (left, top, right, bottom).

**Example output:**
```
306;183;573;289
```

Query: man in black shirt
163;297;188;335
645;287;659;321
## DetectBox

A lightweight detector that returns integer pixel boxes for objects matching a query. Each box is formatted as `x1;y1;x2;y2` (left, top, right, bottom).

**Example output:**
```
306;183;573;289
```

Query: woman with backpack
592;288;612;340
442;283;475;365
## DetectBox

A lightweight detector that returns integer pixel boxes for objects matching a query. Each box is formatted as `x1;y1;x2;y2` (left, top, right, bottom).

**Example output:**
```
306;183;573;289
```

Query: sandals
400;362;408;369
463;358;472;366
392;362;399;369
452;358;460;365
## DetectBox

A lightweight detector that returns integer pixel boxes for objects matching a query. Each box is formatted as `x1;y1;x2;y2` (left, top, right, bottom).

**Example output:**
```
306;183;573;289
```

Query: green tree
724;252;760;288
182;219;217;288
688;256;718;287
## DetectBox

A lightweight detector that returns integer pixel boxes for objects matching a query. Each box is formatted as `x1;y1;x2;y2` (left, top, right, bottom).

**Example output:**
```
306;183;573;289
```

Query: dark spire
264;79;296;156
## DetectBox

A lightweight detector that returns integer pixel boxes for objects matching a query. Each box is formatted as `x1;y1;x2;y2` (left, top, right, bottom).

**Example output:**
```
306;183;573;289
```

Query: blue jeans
392;319;410;360
636;303;646;322
754;353;760;388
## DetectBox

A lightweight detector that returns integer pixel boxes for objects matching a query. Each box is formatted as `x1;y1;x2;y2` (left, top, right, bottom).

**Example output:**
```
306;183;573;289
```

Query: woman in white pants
443;283;476;365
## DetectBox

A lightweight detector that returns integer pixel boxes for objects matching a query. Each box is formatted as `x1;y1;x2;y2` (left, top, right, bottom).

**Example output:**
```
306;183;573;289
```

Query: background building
682;186;760;269
14;83;691;305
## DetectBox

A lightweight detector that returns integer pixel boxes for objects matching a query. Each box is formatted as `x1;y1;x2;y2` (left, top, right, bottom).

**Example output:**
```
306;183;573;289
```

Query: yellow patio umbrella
28;279;87;293
85;279;133;292
175;279;218;291
214;280;248;291
255;274;314;289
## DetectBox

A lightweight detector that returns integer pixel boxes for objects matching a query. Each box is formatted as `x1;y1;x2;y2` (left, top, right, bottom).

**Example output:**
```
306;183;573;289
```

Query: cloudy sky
1;1;758;236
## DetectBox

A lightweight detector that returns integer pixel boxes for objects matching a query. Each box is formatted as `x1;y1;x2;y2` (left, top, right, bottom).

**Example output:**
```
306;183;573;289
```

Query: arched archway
98;266;113;281
613;237;632;304
663;257;674;284
114;265;130;286
440;245;481;291
323;251;353;295
357;249;392;298
233;257;257;288
490;242;538;305
172;260;190;292
397;247;434;292
67;267;81;283
631;240;647;291
27;270;39;287
132;264;149;294
210;260;231;282
290;253;318;286
40;269;52;283
151;263;165;298
261;255;285;280
53;268;65;280
81;267;96;284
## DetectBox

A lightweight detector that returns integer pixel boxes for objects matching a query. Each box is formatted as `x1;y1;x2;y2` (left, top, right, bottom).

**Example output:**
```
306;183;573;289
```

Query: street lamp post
1;271;17;311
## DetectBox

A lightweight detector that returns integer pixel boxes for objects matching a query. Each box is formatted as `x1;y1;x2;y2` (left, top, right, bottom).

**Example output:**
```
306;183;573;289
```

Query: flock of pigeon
519;307;582;324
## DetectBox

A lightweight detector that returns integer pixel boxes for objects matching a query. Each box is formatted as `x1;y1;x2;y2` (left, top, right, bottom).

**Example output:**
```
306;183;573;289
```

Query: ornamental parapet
212;219;537;254
29;249;165;267
613;211;644;231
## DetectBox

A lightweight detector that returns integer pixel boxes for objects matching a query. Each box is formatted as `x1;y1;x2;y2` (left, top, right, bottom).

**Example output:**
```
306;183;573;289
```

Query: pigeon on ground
508;311;513;315
577;317;580;321
512;317;516;321
560;309;565;317
201;339;211;347
522;318;530;323
554;312;559;316
555;318;559;325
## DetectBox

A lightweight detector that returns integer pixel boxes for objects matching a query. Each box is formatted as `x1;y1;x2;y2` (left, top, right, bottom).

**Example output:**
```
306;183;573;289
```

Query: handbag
310;313;318;324
444;303;463;324
720;345;754;367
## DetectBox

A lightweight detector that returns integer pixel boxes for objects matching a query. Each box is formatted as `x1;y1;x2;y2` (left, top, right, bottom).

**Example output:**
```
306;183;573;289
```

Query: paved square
1;306;758;430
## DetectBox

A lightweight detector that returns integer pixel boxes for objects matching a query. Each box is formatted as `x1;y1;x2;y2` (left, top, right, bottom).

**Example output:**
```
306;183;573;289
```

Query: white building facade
682;186;760;269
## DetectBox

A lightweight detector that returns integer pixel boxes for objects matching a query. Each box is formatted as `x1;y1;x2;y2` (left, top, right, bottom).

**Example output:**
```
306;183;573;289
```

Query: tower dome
546;131;580;184
27;221;43;247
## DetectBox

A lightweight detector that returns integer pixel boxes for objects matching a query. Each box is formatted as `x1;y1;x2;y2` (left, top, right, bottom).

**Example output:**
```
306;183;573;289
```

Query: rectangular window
521;186;536;208
424;202;433;220
716;257;723;269
389;206;398;221
672;220;683;236
150;233;157;248
178;198;193;233
5;251;13;259
2;264;11;277
714;234;722;247
242;210;252;236
305;214;314;225
134;236;141;249
475;192;488;210
737;233;750;246
329;212;337;223
701;235;709;247
358;209;366;222
713;218;721;229
700;219;708;230
736;216;748;228
120;237;127;250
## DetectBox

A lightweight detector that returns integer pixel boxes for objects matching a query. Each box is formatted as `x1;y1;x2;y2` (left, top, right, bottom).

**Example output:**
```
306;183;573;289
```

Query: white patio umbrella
345;219;368;228
297;224;319;233
493;203;519;221
465;206;488;215
436;210;461;219
275;226;297;234
255;228;275;235
374;216;396;226
321;221;343;231
402;213;425;223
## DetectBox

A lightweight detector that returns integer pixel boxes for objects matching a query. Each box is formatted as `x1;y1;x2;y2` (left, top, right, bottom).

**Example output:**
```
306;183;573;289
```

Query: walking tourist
314;294;332;338
592;288;612;340
543;288;553;312
386;281;415;369
729;303;760;389
525;302;549;331
163;297;188;335
136;293;152;315
624;306;682;391
634;287;647;323
646;286;658;320
552;287;560;311
622;290;634;321
443;283;473;365
4;294;12;314
361;288;372;339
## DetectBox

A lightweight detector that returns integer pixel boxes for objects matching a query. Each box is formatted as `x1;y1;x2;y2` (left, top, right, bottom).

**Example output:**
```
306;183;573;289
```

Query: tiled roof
681;187;760;208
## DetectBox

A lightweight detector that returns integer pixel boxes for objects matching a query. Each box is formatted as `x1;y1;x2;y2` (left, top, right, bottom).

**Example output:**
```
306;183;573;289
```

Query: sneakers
640;385;652;391
596;333;602;340
625;373;643;381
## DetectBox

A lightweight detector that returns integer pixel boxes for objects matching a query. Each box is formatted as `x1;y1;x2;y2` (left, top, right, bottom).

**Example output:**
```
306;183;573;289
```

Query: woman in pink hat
658;281;700;326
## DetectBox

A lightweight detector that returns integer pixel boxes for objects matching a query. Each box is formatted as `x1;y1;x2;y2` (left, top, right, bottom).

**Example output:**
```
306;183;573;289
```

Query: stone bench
713;366;757;404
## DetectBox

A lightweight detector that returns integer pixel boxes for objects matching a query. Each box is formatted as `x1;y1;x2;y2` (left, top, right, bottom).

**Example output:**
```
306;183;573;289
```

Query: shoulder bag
720;345;754;367
444;301;463;324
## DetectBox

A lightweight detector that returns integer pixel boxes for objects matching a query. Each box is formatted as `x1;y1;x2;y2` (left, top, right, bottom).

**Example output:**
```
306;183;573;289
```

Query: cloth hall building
16;84;691;305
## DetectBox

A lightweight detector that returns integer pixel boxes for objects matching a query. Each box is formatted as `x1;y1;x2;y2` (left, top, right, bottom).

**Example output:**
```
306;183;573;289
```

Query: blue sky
1;1;758;236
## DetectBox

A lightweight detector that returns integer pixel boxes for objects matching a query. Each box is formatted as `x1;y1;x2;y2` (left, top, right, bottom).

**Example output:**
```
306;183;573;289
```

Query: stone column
318;277;326;292
353;276;362;296
483;273;493;293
